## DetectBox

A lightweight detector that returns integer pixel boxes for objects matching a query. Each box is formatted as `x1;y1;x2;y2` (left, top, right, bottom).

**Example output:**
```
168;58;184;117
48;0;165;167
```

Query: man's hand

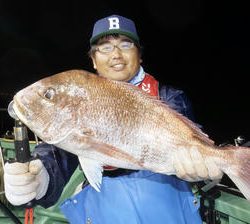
4;159;49;206
173;146;223;181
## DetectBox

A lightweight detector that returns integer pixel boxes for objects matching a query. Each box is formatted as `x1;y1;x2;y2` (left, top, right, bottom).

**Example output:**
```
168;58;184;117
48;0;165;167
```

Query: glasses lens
96;41;134;53
119;41;134;50
98;43;114;53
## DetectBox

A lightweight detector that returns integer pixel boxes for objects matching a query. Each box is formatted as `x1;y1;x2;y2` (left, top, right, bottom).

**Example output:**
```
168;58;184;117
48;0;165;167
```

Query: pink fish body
11;69;250;200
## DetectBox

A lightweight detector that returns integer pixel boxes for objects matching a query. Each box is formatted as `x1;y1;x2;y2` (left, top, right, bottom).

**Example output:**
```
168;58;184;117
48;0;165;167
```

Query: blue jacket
34;84;202;224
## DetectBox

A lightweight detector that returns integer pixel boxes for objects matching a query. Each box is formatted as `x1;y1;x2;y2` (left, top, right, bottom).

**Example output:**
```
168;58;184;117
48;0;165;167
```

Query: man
4;15;222;223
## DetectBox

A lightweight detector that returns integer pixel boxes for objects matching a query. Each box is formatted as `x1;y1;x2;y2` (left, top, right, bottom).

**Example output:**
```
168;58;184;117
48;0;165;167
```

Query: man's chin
103;72;130;81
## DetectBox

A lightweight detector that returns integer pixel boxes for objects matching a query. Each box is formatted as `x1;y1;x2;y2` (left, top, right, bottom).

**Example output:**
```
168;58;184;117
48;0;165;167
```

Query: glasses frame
95;41;135;54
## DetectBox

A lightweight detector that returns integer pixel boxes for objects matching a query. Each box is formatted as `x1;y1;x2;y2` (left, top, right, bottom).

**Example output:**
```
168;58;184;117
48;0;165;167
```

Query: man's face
91;35;142;82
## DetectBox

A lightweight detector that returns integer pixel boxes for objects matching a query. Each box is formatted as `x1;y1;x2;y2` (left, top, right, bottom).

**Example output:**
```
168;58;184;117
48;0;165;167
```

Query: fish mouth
11;97;31;126
7;101;18;120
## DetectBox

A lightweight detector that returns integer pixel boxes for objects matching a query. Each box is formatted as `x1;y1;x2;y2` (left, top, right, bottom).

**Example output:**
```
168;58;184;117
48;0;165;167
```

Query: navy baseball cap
90;15;140;45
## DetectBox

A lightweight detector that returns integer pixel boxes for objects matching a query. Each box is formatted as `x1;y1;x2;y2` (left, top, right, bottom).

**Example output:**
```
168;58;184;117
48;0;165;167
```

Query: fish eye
43;88;56;100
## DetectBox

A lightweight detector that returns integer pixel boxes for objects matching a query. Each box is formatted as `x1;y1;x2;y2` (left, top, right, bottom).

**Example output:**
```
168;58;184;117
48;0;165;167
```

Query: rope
24;208;34;224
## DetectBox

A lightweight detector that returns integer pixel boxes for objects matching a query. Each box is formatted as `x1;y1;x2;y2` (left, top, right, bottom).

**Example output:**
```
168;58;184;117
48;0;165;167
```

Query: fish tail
222;146;250;201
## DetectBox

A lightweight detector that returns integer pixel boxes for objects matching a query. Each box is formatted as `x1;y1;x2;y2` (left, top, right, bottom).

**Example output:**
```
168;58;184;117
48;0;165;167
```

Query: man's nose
111;46;122;57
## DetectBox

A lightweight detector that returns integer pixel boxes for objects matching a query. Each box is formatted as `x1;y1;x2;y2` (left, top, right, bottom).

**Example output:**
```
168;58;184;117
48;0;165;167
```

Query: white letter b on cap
108;17;120;29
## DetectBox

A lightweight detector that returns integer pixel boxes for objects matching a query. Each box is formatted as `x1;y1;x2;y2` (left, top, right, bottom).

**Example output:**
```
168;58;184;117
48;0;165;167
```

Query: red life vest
104;74;159;171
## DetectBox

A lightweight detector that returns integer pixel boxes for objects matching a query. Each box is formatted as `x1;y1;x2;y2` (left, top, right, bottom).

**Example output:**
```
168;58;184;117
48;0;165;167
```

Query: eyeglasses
95;41;135;53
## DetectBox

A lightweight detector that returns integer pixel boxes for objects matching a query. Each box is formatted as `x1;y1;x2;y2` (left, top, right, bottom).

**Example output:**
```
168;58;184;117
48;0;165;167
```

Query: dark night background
0;0;249;144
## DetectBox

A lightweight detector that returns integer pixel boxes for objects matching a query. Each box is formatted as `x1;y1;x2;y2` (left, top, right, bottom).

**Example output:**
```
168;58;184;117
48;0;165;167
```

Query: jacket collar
128;66;145;86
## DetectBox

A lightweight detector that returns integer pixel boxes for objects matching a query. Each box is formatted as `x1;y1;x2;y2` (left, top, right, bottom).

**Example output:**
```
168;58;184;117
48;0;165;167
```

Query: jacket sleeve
32;143;79;208
159;84;196;122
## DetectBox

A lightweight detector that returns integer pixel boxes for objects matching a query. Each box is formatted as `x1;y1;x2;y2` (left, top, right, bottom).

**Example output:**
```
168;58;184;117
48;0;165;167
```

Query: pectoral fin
65;130;139;166
78;156;104;192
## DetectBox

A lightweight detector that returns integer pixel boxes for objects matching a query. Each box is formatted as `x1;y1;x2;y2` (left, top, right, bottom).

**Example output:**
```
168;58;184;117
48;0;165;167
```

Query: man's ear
91;57;97;69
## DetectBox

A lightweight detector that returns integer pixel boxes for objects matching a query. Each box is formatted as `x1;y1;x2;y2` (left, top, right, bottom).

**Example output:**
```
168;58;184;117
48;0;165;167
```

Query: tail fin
223;146;250;201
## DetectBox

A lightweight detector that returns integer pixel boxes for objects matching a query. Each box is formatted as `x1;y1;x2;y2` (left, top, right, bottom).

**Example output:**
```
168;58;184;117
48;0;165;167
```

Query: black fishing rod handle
13;120;36;208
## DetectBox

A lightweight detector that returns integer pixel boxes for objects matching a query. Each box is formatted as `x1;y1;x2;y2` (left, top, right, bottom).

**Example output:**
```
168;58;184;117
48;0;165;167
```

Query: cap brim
90;30;139;45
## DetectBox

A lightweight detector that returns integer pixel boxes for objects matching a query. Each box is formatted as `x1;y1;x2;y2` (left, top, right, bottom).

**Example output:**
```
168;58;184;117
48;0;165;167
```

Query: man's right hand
4;159;50;206
173;146;223;182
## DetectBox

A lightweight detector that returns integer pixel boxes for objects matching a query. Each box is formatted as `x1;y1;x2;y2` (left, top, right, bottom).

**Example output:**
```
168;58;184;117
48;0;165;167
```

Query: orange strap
138;73;159;97
24;208;34;224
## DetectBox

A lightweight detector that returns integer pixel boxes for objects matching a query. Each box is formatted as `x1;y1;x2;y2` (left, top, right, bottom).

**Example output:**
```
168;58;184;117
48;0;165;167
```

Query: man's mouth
111;64;125;71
